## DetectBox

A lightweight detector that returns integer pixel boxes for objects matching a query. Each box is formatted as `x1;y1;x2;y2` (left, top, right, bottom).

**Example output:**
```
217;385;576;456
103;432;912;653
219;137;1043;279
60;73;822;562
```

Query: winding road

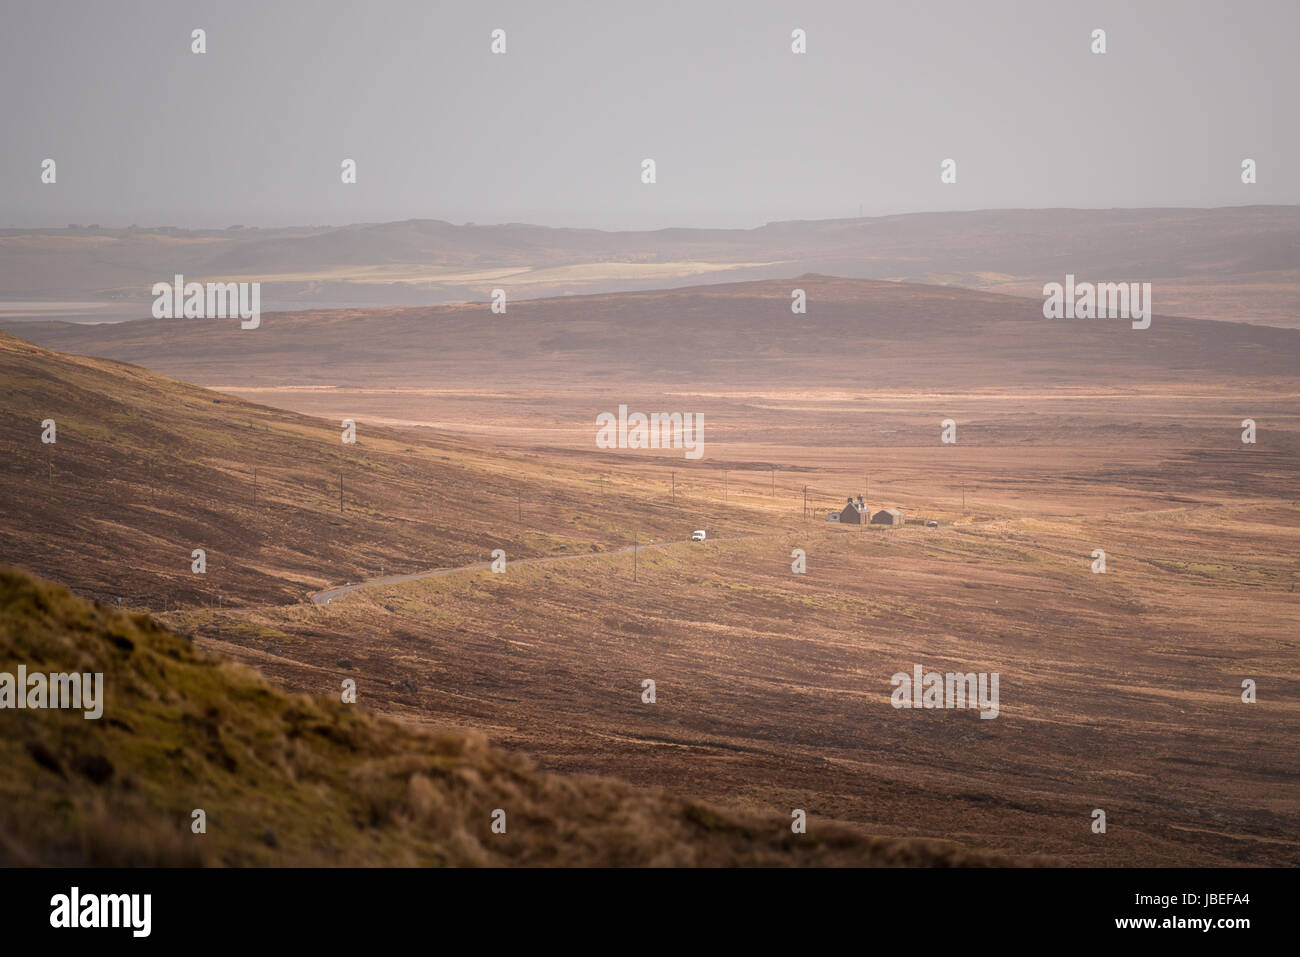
310;537;708;605
308;519;952;606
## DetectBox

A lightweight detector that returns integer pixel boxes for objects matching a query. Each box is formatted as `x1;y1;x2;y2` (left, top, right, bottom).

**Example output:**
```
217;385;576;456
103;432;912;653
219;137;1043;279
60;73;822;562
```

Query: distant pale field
215;383;1299;443
205;260;785;287
213;383;1300;526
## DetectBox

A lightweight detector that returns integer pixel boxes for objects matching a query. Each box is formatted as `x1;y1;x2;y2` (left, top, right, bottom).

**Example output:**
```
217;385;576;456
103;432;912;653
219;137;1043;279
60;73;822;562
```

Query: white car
691;530;707;542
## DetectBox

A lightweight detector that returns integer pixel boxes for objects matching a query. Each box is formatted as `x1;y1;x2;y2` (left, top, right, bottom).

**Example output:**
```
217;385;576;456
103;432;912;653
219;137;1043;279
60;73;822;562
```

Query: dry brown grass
0;566;1013;866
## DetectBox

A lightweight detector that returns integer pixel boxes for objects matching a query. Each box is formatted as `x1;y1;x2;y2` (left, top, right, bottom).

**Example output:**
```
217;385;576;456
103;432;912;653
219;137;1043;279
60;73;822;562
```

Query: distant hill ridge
9;275;1298;392
3;207;1298;327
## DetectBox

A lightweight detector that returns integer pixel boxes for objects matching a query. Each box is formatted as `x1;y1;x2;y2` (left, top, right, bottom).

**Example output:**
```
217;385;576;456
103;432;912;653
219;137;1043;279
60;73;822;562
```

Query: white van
691;529;707;542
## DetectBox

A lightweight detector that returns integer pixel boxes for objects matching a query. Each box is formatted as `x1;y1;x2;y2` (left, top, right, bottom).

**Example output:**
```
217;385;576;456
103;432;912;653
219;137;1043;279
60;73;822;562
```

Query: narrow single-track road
309;536;746;605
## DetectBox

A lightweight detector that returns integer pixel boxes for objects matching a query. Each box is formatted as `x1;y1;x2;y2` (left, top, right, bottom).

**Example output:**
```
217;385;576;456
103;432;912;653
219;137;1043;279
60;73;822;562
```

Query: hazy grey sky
2;0;1297;229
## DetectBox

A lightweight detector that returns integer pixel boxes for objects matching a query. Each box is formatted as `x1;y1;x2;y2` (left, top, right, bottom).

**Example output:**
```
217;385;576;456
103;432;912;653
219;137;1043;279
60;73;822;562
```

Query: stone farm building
839;496;867;524
871;508;905;526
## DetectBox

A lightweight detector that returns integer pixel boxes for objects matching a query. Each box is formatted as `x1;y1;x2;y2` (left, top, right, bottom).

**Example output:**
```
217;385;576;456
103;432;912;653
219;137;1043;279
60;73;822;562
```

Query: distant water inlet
0;300;144;324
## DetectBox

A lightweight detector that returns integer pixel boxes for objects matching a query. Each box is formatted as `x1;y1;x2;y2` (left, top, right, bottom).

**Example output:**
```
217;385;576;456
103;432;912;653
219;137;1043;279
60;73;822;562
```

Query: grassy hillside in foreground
0;566;1015;866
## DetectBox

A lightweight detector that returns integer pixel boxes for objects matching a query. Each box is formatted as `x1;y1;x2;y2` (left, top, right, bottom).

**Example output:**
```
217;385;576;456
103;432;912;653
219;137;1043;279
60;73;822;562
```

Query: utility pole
671;471;675;504
517;490;522;522
600;475;604;495
253;467;257;508
962;485;966;514
339;470;343;513
633;532;637;583
803;485;807;520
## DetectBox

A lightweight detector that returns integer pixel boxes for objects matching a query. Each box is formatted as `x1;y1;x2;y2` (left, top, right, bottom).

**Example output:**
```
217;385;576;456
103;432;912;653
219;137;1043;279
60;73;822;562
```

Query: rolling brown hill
4;206;1299;326
9;277;1299;399
0;330;767;610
